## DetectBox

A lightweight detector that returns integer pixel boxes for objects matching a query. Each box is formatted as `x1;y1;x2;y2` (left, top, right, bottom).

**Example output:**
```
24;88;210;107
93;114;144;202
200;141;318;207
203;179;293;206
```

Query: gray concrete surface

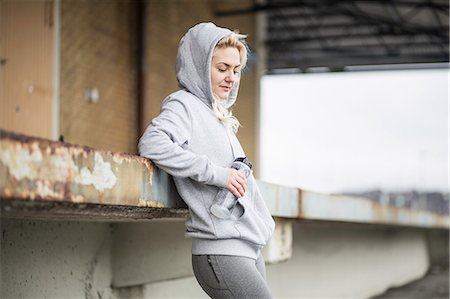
1;217;446;299
373;265;449;299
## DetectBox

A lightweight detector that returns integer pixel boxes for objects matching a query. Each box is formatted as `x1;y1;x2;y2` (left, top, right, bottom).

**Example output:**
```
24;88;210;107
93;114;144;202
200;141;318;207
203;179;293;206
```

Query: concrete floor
373;265;449;299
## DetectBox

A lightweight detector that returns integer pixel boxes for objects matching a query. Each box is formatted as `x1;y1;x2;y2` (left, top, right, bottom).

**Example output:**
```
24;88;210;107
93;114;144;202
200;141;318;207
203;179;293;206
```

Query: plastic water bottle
210;157;252;219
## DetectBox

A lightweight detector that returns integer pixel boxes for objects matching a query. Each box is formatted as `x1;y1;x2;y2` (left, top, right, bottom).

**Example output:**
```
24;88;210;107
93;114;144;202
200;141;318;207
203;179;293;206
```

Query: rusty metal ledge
1;129;449;227
258;181;450;229
0;129;187;220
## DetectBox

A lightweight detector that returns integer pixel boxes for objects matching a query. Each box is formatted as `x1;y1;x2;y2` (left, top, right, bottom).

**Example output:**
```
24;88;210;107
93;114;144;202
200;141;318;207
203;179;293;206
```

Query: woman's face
211;47;241;100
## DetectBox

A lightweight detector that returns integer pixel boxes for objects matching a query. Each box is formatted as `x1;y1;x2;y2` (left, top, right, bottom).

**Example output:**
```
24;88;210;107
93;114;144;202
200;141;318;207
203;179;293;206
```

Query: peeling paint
0;141;80;182
70;195;85;203
0;129;184;212
0;142;43;180
78;153;117;192
35;180;64;200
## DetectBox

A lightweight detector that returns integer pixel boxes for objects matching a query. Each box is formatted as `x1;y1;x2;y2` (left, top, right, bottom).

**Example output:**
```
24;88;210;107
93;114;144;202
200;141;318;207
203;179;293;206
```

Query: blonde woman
139;22;275;298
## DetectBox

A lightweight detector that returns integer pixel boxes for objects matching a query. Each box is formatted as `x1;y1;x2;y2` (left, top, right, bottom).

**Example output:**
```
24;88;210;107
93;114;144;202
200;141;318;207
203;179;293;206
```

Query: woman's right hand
226;168;247;198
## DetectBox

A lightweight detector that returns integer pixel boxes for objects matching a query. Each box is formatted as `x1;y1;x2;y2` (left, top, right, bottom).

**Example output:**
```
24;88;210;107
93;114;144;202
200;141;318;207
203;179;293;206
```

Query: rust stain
4;187;12;197
138;198;166;208
0;129;158;207
1;136;109;191
70;194;86;203
112;151;141;164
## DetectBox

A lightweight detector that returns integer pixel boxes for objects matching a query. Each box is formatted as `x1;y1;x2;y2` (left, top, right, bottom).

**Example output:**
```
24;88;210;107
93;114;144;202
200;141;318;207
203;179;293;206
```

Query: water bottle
210;157;252;219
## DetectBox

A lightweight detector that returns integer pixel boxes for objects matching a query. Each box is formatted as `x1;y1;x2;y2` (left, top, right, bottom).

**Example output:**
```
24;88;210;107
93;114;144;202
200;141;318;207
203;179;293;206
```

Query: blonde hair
212;32;248;133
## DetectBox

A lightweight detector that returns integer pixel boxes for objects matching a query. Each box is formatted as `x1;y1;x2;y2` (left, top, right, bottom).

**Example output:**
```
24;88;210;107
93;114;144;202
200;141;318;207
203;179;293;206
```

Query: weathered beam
1;129;449;229
0;129;187;218
258;181;450;229
267;55;448;72
1;200;187;221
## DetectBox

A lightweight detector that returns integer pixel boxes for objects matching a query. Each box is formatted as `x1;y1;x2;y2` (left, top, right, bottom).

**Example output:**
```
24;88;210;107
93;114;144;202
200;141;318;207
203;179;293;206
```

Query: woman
138;22;275;298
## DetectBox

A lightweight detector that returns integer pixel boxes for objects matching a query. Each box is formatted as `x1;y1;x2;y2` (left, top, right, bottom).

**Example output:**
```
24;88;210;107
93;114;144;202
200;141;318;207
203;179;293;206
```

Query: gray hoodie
138;22;275;259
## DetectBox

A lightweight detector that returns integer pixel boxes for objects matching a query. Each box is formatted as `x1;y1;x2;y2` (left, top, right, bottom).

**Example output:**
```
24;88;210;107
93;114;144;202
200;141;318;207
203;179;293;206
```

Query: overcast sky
259;68;448;194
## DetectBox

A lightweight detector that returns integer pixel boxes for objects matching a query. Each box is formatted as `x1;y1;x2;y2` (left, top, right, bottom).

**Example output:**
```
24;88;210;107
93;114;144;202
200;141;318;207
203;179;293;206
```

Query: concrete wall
124;221;432;299
267;221;430;299
112;220;192;287
426;228;449;266
1;219;114;299
2;217;443;299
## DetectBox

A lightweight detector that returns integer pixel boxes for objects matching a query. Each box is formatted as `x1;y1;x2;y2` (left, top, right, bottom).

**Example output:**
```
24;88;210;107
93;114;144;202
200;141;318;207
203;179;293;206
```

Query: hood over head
176;22;240;109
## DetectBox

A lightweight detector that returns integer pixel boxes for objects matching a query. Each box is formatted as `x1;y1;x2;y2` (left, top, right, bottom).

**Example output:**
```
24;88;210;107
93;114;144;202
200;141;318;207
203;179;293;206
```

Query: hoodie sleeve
138;98;229;188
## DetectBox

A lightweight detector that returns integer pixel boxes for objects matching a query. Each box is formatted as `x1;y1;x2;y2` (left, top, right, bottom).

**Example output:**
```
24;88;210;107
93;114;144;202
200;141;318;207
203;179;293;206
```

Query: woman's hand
226;168;247;198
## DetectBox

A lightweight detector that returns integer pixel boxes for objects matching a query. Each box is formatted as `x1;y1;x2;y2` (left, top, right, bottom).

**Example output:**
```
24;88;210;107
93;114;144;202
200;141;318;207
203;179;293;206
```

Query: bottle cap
234;157;252;169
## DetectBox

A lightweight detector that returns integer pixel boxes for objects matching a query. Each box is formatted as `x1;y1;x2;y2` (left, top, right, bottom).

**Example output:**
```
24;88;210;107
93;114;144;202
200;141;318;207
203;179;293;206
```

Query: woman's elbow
137;137;153;158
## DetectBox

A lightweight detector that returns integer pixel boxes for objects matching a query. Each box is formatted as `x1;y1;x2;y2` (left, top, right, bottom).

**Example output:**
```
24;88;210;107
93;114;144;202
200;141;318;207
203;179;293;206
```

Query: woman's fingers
233;172;246;193
232;180;245;197
228;184;240;198
227;169;247;198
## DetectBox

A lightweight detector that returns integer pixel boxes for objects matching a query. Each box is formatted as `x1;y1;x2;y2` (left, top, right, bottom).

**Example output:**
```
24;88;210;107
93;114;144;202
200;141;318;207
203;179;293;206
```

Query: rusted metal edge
301;191;450;229
1;129;448;227
0;129;186;211
257;181;450;229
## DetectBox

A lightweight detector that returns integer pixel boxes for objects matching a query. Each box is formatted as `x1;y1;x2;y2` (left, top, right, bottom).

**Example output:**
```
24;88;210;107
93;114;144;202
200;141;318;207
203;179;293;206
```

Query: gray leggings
192;254;273;299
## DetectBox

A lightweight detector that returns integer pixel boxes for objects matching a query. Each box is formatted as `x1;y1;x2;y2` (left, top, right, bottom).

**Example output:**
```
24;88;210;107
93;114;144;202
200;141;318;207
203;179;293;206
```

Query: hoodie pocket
234;198;273;246
210;208;241;240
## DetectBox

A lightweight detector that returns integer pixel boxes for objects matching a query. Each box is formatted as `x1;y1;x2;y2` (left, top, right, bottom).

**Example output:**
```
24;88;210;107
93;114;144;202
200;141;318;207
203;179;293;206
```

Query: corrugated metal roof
216;0;449;72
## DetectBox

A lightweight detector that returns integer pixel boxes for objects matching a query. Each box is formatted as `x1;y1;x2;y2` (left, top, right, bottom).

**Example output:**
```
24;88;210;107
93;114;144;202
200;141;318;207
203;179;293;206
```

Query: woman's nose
226;71;235;83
